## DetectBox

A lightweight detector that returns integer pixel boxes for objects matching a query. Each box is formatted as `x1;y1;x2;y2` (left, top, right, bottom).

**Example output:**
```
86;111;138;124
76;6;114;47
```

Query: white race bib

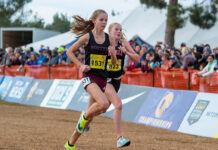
81;77;91;87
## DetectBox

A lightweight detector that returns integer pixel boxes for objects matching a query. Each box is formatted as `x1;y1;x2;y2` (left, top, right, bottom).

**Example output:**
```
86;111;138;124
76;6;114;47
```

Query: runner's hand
81;64;90;73
108;46;116;56
119;43;127;54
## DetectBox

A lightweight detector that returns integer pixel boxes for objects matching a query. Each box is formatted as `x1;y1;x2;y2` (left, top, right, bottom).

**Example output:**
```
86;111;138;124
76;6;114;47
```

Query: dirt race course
0;100;218;150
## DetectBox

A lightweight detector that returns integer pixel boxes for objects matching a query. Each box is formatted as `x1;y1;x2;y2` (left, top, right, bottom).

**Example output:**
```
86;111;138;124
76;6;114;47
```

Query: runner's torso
84;31;110;78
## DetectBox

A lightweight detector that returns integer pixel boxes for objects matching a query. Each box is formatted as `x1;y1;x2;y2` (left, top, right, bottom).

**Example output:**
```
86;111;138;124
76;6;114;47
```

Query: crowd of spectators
0;44;85;69
125;38;218;78
0;40;218;78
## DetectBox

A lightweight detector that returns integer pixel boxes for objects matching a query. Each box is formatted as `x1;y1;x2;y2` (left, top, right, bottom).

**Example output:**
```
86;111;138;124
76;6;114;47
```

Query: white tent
26;31;76;51
121;6;218;48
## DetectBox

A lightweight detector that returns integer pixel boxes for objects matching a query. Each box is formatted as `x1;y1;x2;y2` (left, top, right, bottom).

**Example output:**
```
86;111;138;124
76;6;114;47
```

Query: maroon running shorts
81;73;107;92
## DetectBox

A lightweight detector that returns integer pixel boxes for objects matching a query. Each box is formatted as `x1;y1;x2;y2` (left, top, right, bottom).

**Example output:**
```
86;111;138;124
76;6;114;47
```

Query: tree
140;0;218;48
45;13;71;33
0;0;32;27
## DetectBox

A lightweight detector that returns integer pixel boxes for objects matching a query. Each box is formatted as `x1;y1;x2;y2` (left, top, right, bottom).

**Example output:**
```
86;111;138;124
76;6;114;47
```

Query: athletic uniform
107;40;125;92
81;31;110;92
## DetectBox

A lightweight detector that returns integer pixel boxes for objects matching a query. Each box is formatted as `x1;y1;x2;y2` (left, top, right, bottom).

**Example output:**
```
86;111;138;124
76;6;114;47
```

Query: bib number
107;59;122;71
90;54;106;69
81;77;91;87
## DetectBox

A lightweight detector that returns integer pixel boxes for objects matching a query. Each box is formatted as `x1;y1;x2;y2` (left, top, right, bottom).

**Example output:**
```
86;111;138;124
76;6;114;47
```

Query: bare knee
99;100;110;113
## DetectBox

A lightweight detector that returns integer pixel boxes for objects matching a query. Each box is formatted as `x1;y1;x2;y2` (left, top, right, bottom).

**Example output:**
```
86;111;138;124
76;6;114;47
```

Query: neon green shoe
76;112;88;134
64;141;75;150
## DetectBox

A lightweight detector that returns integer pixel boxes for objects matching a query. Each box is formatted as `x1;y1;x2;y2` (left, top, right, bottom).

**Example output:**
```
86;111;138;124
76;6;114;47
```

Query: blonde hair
108;23;126;40
71;9;107;38
182;46;191;56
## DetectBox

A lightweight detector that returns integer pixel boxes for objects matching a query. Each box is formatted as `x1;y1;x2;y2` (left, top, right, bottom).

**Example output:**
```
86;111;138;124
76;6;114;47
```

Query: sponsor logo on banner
155;92;174;118
187;100;209;125
178;93;218;138
5;76;33;103
40;80;80;109
138;92;174;129
8;81;30;99
107;92;145;112
134;88;197;130
1;79;13;99
26;81;39;101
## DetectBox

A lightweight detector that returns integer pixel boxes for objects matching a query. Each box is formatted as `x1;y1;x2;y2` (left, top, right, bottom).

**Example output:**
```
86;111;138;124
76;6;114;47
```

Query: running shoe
117;136;131;148
64;141;75;150
76;112;88;134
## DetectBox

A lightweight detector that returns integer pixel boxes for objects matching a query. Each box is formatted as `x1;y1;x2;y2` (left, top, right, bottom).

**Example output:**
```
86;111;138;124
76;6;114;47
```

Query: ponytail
71;9;107;38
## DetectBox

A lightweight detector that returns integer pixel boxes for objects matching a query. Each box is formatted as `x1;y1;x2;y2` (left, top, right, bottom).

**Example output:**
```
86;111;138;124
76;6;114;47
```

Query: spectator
181;53;195;70
160;53;170;70
22;48;31;63
180;42;186;50
9;53;21;66
49;50;59;65
155;44;162;53
1;47;13;66
37;48;47;65
26;53;38;65
214;53;218;72
136;44;147;67
203;46;211;58
0;48;4;63
173;49;182;66
196;55;216;77
148;53;160;69
77;47;85;63
134;44;141;54
169;56;181;69
141;53;152;72
181;46;191;57
191;52;204;70
57;46;67;64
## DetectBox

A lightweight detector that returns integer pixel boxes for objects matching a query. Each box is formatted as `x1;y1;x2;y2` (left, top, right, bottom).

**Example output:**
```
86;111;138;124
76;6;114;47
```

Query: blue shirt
37;55;47;65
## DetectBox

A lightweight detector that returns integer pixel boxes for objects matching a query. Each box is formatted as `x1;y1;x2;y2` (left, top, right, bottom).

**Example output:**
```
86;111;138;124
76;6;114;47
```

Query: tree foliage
140;0;167;9
189;1;217;29
139;0;218;47
0;0;32;27
45;13;71;33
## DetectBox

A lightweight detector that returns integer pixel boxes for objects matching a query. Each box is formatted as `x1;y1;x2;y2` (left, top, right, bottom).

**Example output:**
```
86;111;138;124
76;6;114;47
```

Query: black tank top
84;31;110;79
107;40;125;78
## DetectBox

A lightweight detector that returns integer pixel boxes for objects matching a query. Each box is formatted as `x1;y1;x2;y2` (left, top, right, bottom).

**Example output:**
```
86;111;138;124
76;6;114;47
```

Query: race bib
81;77;91;87
107;59;122;71
90;54;106;69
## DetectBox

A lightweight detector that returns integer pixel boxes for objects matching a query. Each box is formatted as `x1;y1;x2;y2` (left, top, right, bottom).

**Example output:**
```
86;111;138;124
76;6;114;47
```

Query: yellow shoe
76;112;88;134
64;141;75;150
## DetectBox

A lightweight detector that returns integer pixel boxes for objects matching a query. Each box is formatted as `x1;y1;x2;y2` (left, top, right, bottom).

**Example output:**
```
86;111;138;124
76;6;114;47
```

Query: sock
117;136;122;140
68;141;74;147
83;114;88;120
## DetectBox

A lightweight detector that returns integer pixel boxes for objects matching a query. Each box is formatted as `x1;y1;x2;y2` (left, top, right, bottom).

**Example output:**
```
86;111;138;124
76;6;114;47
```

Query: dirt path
0;100;217;150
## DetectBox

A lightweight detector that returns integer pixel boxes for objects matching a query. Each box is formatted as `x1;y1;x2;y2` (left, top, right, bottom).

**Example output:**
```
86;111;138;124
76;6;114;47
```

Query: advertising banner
0;76;14;100
134;88;197;130
22;79;53;106
5;76;34;103
0;75;4;84
66;83;89;112
103;84;151;122
67;84;151;122
40;79;80;109
178;93;218;138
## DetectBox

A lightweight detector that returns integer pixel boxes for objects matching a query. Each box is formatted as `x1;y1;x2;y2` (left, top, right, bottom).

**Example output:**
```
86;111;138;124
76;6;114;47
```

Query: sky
25;0;141;24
